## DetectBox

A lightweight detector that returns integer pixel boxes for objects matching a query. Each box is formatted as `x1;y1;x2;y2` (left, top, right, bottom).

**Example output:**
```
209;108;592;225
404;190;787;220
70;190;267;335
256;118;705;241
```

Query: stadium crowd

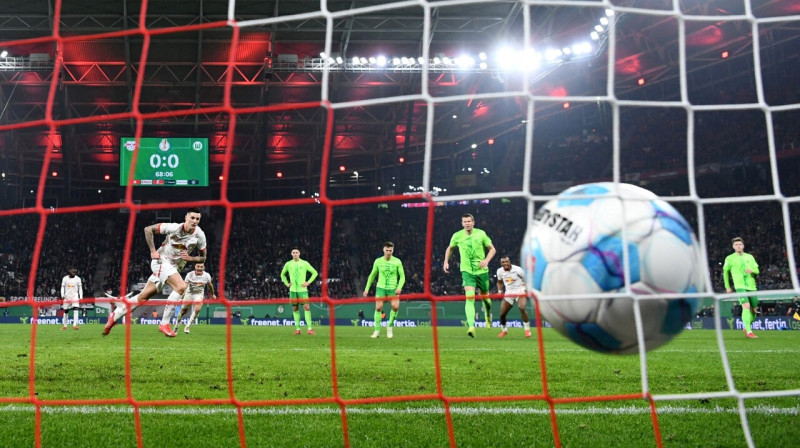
1;122;799;303
1;213;104;300
1;177;798;304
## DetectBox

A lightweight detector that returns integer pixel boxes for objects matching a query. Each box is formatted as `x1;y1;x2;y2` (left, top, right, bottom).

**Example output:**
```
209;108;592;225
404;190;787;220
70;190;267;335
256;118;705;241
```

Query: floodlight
457;56;474;68
545;48;563;61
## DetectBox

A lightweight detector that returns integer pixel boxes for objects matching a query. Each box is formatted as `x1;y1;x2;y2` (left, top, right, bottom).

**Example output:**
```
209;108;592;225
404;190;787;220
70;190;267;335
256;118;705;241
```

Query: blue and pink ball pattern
522;183;704;354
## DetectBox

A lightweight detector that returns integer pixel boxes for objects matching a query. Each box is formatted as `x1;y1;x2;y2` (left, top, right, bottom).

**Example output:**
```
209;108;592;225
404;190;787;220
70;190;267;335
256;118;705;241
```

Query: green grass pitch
1;324;798;447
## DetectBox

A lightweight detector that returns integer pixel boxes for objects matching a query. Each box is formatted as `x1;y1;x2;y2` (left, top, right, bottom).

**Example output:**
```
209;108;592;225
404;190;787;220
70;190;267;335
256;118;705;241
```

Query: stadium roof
0;0;798;199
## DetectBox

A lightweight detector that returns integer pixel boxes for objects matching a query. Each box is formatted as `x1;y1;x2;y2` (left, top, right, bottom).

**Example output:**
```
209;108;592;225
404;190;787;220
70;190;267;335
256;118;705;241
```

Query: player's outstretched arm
144;224;160;259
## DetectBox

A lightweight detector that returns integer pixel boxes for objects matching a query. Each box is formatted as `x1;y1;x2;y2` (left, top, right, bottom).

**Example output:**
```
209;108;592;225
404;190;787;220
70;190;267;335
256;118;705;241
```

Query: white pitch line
63;345;799;355
0;404;797;417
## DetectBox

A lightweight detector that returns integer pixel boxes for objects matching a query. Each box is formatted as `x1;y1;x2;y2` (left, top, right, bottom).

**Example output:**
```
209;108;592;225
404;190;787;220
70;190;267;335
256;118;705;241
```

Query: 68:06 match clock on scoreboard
119;137;209;187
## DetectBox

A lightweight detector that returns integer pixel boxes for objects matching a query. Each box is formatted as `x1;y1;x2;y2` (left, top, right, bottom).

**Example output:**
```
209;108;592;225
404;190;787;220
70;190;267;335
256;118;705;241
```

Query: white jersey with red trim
61;275;83;300
496;264;525;296
157;222;207;271
184;271;213;298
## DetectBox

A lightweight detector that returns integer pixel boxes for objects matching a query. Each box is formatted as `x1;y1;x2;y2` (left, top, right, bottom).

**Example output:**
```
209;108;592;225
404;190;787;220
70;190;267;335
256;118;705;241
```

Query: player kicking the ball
495;256;531;338
172;262;216;334
103;207;207;338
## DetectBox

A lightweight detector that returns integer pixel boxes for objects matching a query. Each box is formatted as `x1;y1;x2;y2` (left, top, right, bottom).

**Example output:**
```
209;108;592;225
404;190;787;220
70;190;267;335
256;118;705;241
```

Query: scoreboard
119;137;209;186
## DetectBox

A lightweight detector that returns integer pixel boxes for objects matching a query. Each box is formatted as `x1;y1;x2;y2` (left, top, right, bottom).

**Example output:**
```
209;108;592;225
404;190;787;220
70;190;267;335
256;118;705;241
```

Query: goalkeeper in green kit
281;247;319;335
363;242;405;339
723;237;760;339
443;213;497;338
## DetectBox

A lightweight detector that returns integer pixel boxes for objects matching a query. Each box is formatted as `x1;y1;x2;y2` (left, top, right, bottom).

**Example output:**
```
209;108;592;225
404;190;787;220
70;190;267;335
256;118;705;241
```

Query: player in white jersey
496;257;531;338
61;268;83;330
103;207;207;338
172;263;216;334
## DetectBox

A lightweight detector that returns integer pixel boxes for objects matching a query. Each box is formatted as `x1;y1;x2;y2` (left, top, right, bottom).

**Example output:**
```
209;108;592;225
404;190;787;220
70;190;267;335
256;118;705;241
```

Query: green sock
482;298;492;319
304;310;313;330
374;310;382;330
743;308;753;333
388;310;397;327
293;310;301;330
465;290;476;327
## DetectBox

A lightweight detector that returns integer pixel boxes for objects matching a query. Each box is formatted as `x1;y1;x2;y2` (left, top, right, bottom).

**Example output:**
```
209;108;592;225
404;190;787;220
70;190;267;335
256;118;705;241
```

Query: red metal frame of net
0;2;669;447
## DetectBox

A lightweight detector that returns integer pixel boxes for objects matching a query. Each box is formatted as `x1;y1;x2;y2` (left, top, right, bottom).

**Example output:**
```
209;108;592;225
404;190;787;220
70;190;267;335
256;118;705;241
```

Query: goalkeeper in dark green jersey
723;237;760;338
280;248;319;335
443;214;497;338
363;242;405;339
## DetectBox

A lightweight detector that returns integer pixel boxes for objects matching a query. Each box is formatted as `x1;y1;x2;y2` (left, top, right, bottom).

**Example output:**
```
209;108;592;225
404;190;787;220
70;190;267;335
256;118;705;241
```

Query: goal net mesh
1;0;799;447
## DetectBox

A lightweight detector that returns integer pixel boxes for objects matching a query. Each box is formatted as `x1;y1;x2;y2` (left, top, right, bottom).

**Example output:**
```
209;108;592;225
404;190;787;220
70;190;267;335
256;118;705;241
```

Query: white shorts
148;259;179;293
183;293;204;303
503;291;527;306
62;298;80;310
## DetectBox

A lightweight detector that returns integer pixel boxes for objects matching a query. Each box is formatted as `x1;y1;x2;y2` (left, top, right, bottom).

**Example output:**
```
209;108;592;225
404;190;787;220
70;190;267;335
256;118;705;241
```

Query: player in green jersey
280;248;319;335
723;237;760;338
443;214;497;338
363;242;406;339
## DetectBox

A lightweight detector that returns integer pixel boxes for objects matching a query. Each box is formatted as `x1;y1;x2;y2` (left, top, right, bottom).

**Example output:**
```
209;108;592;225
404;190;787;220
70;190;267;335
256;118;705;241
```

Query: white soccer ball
521;183;704;354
